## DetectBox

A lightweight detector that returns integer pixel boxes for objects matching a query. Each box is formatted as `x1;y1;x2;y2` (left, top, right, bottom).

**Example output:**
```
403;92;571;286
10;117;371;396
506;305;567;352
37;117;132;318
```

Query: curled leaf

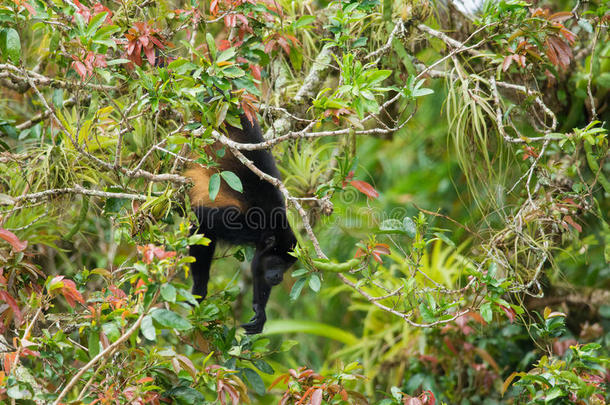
0;229;27;252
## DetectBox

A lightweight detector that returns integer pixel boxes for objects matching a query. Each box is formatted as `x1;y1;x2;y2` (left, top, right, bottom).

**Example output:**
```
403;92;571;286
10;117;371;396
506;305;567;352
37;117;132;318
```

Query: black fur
189;115;297;334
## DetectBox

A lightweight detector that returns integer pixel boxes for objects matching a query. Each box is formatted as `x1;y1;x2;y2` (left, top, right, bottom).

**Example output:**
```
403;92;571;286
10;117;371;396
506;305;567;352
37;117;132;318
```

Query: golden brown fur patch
183;163;247;211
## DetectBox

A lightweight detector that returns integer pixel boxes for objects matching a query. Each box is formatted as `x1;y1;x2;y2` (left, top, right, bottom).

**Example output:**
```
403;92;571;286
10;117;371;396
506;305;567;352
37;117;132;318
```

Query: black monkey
184;114;297;334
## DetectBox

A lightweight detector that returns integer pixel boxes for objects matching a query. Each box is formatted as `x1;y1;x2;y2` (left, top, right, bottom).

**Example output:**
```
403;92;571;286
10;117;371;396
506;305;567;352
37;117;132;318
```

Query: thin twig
2;186;148;205
52;309;150;405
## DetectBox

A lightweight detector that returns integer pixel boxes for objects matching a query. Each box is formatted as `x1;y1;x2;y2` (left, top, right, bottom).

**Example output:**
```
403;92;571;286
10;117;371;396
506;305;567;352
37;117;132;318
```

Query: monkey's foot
242;313;266;334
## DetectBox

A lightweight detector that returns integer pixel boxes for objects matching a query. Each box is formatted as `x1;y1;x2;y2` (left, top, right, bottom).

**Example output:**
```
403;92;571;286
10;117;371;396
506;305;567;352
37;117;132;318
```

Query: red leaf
235;13;249;28
560;27;576;44
373;243;390;255
354;248;366;258
544;38;559;67
249;64;261;81
61;279;84;308
21;1;37;15
311;388;323;405
563;215;582;232
210;0;219;15
276;36;291;56
421;390;436;405
144;44;156;65
218;39;232;51
499;305;516;323
224;14;236;28
342;171;355;188
404;396;423;405
502;55;513;72
0;291;22;323
0;229;27;252
549;11;572;22
443;336;458;355
546;36;572;69
468;310;487;325
350;180;379;199
3;352;16;374
264;40;276;54
150;36;165;49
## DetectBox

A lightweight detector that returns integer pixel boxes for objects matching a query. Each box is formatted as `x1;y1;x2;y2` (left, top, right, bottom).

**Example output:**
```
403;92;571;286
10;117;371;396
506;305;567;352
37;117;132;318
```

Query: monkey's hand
242;308;266;334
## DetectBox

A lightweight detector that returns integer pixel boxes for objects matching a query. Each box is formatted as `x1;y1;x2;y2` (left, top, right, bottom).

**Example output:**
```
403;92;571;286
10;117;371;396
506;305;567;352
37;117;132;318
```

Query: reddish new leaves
270;366;357;405
137;244;176;264
402;390;436;405
239;92;259;125
48;276;85;308
0;229;27;252
124;22;166;66
264;32;299;56
74;0;113;24
355;242;391;263
0;290;22;325
71;51;107;80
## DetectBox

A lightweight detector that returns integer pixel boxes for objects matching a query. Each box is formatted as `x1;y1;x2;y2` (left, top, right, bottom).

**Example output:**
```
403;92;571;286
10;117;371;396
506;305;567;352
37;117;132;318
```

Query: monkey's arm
242;253;271;334
190;239;216;301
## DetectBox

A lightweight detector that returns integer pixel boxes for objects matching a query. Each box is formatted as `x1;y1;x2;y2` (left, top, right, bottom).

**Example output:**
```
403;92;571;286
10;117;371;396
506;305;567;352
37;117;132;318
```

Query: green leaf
544;387;563;401
151;309;192;331
403;217;416;238
419;302;435;323
221;66;245;78
208;173;220;201
86;12;107;37
88;329;101;359
141;315;156;340
243;368;266;395
219;171;243;193
434;232;455;248
177;288;199;306
352;37;368;48
7;385;30;400
262;320;358;345
253;359;274;375
92;25;120;40
596;72;610;89
294;15;315;29
480;302;493;323
102;322;120;342
217;47;236;63
413;87;434;97
308;273;321;292
169;386;205;405
279;339;299;351
161;283;177;303
1;28;21;63
289;278;306;301
205;32;216;59
106;58;130;66
379;219;406;234
366;69;392;85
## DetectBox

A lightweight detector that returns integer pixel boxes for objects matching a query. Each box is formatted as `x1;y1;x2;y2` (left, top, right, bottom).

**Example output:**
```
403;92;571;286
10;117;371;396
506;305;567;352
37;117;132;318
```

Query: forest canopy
0;0;608;404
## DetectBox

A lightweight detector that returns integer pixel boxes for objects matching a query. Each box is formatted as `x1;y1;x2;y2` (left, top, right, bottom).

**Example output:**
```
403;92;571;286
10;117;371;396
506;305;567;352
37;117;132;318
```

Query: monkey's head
258;230;297;286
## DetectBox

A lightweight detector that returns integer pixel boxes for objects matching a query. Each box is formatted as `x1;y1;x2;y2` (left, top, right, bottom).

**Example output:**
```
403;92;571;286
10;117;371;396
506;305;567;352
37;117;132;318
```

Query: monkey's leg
242;260;271;334
189;239;216;301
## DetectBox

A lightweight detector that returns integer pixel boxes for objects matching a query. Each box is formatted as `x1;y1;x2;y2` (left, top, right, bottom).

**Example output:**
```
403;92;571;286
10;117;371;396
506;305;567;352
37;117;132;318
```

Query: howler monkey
184;114;297;334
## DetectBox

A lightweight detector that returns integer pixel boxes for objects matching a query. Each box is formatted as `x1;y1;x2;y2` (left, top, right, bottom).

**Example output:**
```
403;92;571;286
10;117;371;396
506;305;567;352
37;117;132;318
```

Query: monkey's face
261;254;293;286
259;234;297;286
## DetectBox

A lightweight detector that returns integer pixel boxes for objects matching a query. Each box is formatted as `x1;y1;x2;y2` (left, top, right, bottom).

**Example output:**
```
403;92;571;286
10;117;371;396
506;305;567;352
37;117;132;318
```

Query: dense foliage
0;0;608;403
